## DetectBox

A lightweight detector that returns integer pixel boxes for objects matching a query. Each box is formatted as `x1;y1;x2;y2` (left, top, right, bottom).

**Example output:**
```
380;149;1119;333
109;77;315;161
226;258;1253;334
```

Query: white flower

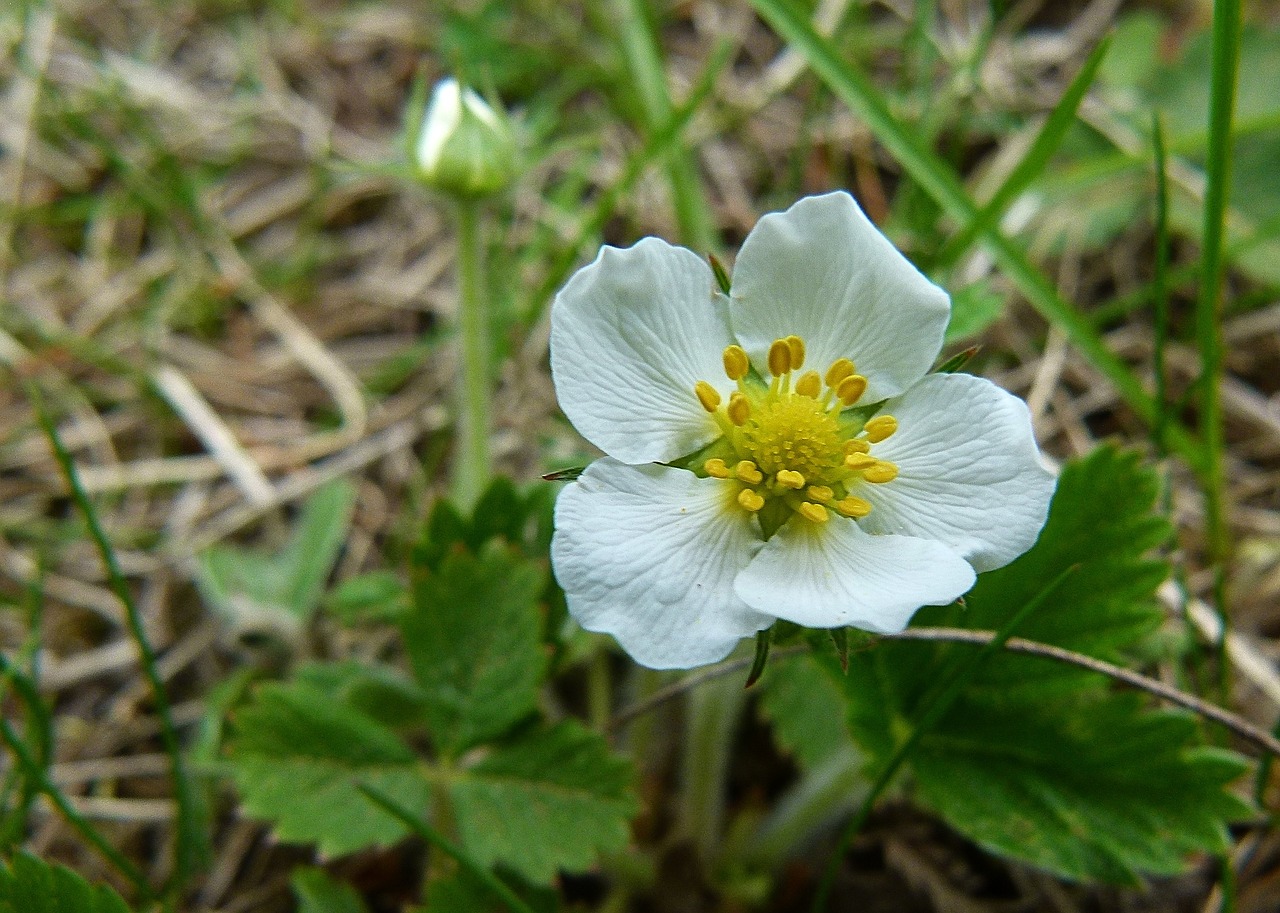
413;78;516;198
550;192;1055;670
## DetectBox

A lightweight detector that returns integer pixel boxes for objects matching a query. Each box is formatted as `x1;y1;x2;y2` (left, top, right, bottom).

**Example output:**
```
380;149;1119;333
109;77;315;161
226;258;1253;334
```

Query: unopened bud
413;78;516;198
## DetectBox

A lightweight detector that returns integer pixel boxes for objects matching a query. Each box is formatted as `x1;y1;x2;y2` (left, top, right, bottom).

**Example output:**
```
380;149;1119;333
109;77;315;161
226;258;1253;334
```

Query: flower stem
452;198;492;508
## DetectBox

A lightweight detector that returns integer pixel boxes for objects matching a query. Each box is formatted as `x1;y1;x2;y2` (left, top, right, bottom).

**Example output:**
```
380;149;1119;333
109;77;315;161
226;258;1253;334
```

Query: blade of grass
26;382;208;894
747;0;1205;474
810;565;1078;913
357;785;537;913
607;0;715;250
1198;0;1242;699
934;37;1110;269
1152;113;1171;456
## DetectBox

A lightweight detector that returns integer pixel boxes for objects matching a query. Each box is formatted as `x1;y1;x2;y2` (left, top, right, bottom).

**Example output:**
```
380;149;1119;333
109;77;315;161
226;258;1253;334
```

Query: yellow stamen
863;461;899;483
794;370;821;398
807;485;834;502
836;374;867;405
863;415;898;443
704;458;730;479
776;469;805;490
738;488;765;512
797;501;828;523
785;335;806;369
835;496;872;518
727;392;751;426
695;380;721;412
735;460;763;484
845;452;876;471
844;439;870;456
824;358;855;388
723;345;750;380
767;338;791;377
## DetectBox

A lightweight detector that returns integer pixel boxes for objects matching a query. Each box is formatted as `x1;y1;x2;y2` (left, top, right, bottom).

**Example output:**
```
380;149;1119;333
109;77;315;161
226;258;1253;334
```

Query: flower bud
413;78;516;198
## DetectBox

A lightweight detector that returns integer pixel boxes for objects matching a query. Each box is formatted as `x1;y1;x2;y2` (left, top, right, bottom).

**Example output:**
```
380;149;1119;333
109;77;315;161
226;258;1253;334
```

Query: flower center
691;335;900;527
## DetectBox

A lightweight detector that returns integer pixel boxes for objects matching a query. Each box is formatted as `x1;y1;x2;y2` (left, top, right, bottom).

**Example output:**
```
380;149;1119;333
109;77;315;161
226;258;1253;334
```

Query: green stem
679;670;745;861
452;199;492;509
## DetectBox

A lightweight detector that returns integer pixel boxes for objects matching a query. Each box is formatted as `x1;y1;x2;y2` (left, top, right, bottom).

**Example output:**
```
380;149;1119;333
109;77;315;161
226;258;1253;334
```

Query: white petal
735;517;974;632
416;78;462;171
552;460;772;670
551;239;736;464
857;373;1056;572
729;192;949;401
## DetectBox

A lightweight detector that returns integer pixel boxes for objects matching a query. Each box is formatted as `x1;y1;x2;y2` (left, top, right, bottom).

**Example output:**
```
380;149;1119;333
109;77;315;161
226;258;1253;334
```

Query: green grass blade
935;37;1110;269
747;0;1205;474
1197;0;1241;576
27;383;209;893
1152;113;1171;455
357;785;538;913
810;566;1078;913
607;0;715;250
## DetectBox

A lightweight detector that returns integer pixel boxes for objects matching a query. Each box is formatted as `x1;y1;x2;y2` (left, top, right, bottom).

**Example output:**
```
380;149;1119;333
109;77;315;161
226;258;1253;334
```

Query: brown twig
610;628;1280;757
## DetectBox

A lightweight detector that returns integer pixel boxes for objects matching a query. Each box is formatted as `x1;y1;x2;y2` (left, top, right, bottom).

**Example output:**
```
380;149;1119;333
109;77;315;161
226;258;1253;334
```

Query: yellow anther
797;501;829;523
723;345;750;381
695;380;721;412
845;452;877;471
785;335;806;369
864;415;898;443
738;488;765;512
824;358;856;388
776;469;806;490
795;370;821;398
735;460;763;484
767;338;791;377
844;439;870;456
836;374;868;405
704;458;730;479
863;461;899;484
807;485;834;502
727;392;751;426
835;496;872;518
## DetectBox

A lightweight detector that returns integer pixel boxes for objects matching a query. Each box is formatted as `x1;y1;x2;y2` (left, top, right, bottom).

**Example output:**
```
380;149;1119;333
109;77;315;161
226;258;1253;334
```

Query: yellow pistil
797;501;828;523
795;370;821;398
767;338;792;376
785;335;806;369
695;380;721;412
835;496;872;518
824;358;855;388
863;461;899;483
864;415;898;443
836;374;867;405
776;469;806;490
688;332;902;525
704;458;730;479
723;345;750;380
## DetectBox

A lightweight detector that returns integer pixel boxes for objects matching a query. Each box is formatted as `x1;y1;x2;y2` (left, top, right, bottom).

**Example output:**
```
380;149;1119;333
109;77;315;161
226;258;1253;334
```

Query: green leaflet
291;868;370;913
0;853;133;913
228;681;430;857
449;721;638;884
821;447;1252;884
403;547;547;757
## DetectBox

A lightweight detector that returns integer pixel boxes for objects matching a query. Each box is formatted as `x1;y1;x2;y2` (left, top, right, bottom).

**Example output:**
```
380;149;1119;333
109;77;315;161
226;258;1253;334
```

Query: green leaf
824;447;1252;884
326;571;411;625
0;853;132;913
228;680;430;856
913;697;1253;884
403;547;547;757
448;721;637;884
291;868;370;913
943;281;1003;343
759;653;858;771
293;661;430;729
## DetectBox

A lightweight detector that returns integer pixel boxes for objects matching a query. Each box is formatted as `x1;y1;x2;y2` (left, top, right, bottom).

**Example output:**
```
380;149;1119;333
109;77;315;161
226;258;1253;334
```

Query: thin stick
610;629;1280;758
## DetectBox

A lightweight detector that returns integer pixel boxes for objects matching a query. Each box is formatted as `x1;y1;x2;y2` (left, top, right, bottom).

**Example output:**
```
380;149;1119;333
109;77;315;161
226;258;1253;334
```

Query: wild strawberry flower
550;191;1054;670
